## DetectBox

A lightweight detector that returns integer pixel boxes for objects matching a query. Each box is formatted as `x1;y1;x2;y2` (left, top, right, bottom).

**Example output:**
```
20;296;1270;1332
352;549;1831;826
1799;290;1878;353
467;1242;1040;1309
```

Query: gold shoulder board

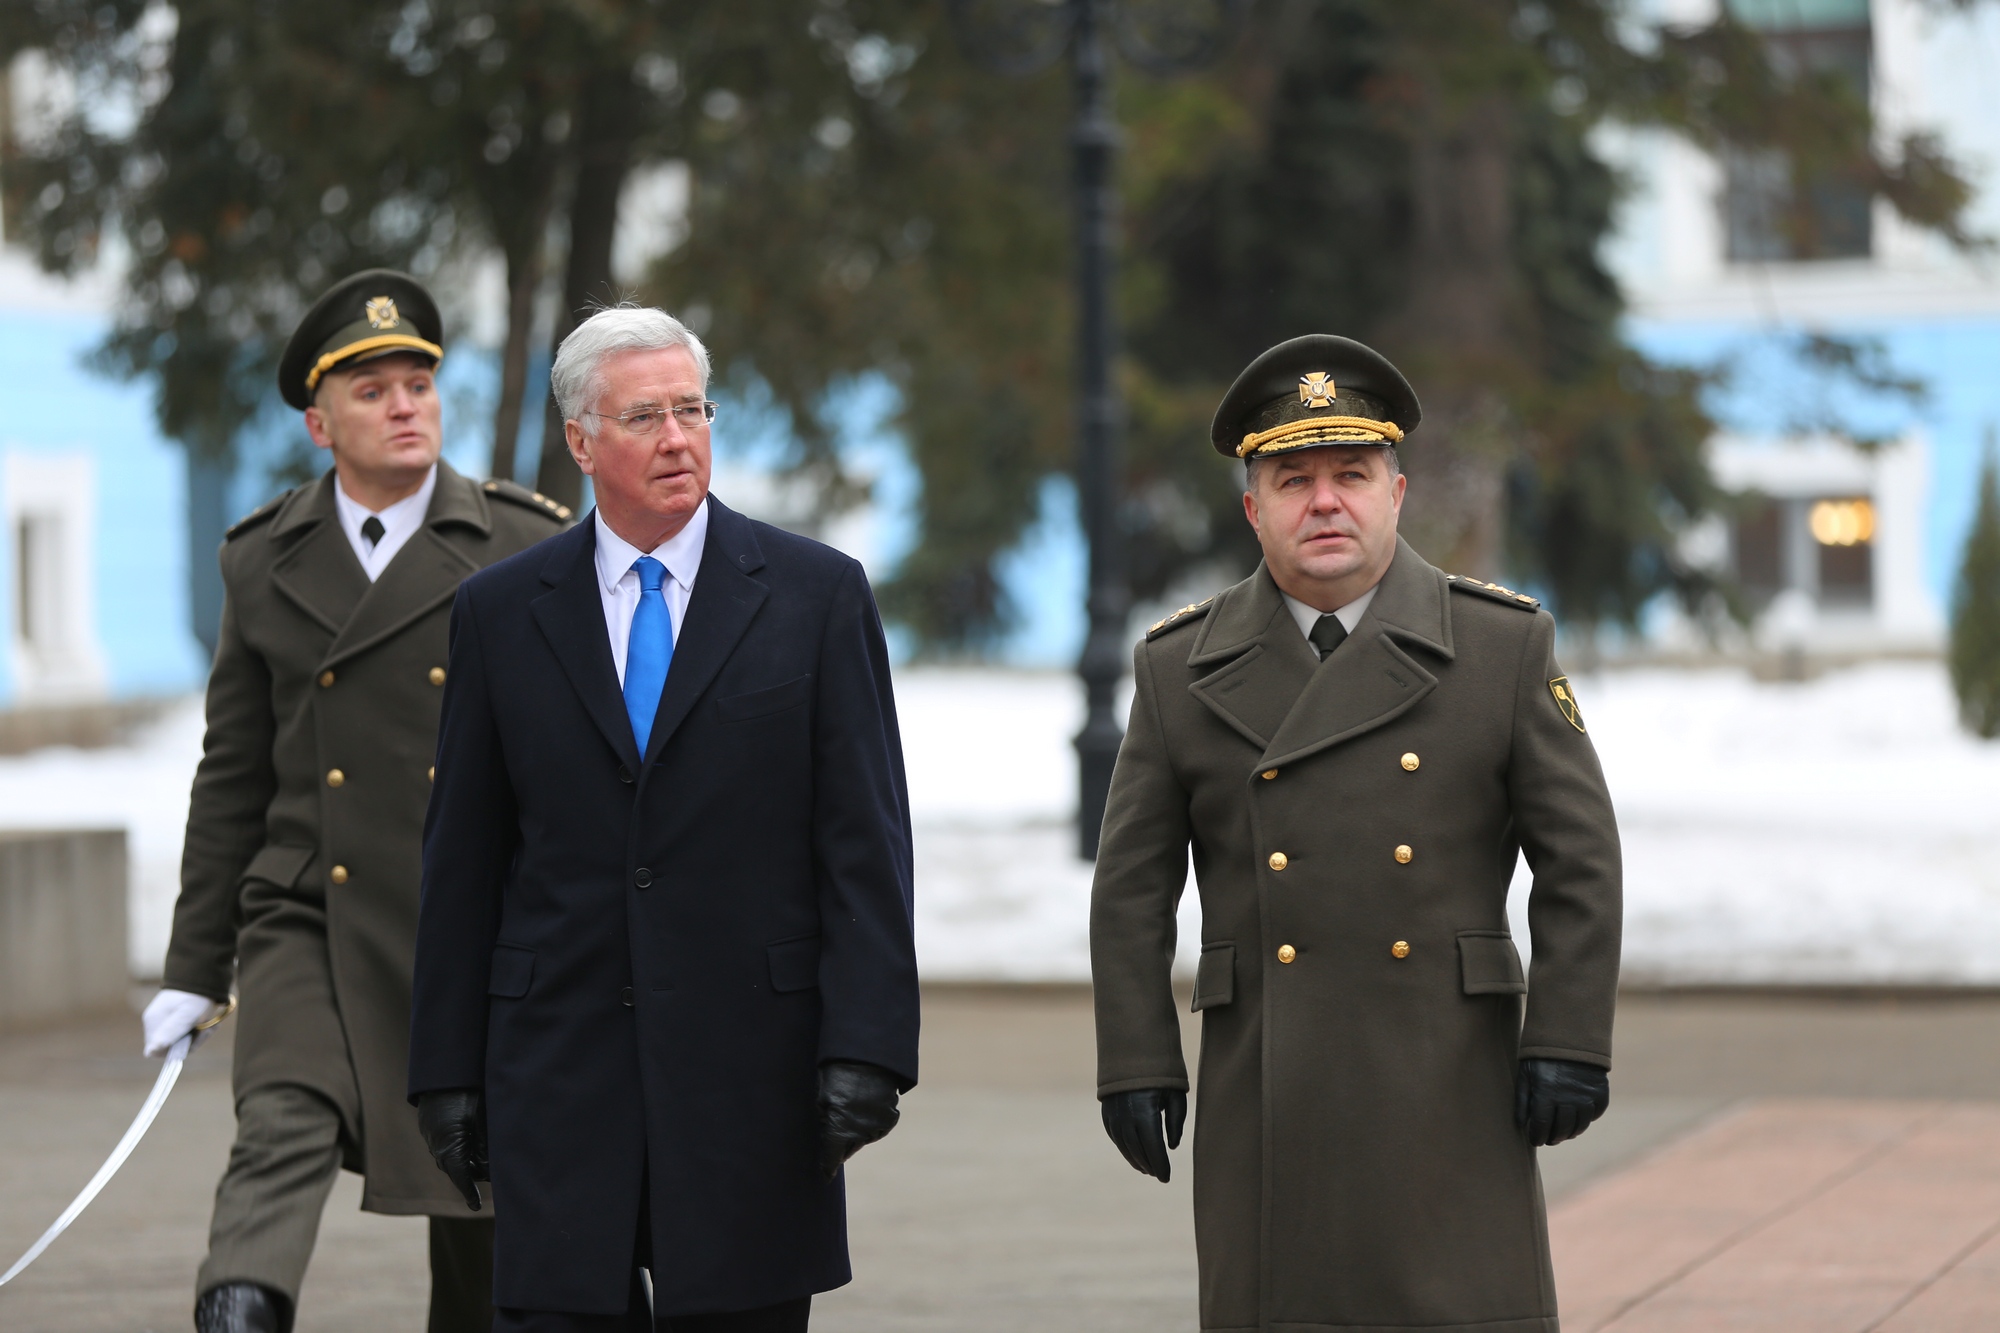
225;491;293;541
483;479;574;522
1445;574;1540;611
1146;597;1216;640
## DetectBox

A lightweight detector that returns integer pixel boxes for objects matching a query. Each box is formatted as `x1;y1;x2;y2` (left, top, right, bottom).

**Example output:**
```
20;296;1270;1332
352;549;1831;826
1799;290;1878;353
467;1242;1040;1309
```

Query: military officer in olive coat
143;271;570;1333
1091;335;1622;1333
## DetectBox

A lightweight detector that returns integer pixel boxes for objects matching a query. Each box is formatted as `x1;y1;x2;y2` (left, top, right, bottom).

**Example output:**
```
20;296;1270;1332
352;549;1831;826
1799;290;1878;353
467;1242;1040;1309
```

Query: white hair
550;304;712;433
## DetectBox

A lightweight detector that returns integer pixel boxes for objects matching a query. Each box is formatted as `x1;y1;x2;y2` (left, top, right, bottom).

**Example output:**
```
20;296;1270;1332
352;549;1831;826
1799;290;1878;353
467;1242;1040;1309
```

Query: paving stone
8;990;2000;1330
1551;1101;2000;1332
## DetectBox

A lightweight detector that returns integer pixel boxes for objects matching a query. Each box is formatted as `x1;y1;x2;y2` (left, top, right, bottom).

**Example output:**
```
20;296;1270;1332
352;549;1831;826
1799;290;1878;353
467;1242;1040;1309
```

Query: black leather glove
417;1088;489;1210
1516;1058;1610;1147
1100;1088;1186;1183
818;1061;902;1179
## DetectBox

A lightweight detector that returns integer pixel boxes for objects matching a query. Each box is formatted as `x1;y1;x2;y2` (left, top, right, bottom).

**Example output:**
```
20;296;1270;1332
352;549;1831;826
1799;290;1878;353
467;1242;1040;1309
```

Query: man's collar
333;462;437;521
1190;536;1451;665
593;498;711;592
1280;583;1379;640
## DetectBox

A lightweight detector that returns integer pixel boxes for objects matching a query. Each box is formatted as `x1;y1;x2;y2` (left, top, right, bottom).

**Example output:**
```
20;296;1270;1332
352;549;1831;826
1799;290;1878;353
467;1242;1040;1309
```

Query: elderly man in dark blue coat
407;304;919;1332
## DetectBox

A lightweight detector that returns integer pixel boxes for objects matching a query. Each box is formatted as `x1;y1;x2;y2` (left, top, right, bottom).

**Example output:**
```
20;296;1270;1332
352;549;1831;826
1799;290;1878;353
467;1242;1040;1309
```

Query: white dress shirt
595;501;709;686
333;464;437;582
1282;582;1379;649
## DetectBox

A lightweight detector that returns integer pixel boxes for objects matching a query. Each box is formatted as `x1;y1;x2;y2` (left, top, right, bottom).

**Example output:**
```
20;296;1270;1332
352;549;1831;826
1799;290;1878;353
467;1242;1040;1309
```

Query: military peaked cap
279;269;444;409
1210;334;1421;460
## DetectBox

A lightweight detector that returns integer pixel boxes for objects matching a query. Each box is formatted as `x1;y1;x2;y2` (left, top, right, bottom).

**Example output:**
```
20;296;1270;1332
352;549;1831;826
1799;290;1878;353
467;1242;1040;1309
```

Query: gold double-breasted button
427;766;435;783
329;865;349;885
1401;752;1419;771
1395;844;1413;864
1277;944;1297;964
429;667;446;686
318;670;335;688
326;769;345;788
1391;940;1411;959
1261;769;1278;781
1268;852;1289;871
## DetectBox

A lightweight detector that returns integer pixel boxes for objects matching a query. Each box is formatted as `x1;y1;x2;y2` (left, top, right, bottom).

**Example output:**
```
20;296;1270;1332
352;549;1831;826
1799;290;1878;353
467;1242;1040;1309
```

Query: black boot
194;1282;293;1333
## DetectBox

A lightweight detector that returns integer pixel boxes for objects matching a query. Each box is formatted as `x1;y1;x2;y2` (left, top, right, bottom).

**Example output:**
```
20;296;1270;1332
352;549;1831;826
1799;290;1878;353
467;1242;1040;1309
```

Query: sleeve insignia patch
1549;677;1585;733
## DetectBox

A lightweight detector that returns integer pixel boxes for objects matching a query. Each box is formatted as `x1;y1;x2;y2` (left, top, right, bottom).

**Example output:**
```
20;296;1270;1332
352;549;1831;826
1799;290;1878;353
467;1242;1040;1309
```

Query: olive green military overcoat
162;461;567;1215
1091;538;1622;1333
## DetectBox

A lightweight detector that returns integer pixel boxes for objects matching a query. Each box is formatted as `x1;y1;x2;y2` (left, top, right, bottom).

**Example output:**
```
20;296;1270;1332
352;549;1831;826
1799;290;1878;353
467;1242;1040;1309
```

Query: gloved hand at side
417;1088;489;1210
1101;1088;1186;1183
818;1061;903;1179
141;988;225;1059
1516;1058;1610;1147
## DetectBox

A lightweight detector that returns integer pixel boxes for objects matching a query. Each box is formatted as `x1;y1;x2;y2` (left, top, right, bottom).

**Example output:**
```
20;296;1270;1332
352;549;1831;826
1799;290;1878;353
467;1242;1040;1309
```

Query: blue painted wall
1630;316;2000;604
0;312;208;702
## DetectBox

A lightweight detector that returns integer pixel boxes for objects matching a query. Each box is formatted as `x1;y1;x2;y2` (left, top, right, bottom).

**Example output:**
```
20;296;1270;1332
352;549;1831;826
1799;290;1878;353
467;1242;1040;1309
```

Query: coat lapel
529;520;641;770
640;498;768;769
320;461;490;672
1260;537;1455;770
1185;567;1319;750
270;474;369;636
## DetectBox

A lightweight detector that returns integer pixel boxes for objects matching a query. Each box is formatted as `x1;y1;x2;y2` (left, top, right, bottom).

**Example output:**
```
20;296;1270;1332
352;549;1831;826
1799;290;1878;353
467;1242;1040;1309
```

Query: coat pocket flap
767;935;822;993
1192;943;1236;1012
488;945;535;998
717;674;814;723
1457;931;1527;995
241;844;314;889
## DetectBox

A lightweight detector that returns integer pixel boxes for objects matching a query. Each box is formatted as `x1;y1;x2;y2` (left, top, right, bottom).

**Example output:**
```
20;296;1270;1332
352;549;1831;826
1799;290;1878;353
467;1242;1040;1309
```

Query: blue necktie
624;556;674;754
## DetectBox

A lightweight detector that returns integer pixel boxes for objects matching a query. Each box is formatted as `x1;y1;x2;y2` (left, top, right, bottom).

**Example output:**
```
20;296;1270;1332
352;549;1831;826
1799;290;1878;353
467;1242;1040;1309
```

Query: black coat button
617;765;634;784
633;867;653;889
620;986;634;1007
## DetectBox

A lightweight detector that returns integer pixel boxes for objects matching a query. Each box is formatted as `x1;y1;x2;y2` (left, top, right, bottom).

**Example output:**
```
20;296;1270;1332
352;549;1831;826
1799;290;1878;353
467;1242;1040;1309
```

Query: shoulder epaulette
224;490;294;540
483;478;573;522
1146;596;1215;640
1445;574;1540;611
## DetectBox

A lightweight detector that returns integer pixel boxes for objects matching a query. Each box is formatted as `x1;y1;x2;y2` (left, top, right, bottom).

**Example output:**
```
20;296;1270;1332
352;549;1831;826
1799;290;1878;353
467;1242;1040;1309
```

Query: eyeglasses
587;401;718;436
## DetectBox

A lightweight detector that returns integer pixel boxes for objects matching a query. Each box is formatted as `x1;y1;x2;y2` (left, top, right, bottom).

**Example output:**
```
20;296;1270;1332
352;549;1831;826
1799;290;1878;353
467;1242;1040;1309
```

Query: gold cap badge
1299;372;1337;409
364;296;400;330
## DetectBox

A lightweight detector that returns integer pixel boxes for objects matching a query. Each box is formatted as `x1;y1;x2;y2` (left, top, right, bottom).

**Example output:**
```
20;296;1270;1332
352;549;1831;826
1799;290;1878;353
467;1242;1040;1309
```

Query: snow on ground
1594;663;2000;984
2;661;1996;984
0;699;205;977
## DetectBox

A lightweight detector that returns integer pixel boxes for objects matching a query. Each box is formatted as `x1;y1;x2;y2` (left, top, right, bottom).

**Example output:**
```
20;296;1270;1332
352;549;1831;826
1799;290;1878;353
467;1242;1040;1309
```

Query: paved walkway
5;989;2000;1329
1552;1099;2000;1332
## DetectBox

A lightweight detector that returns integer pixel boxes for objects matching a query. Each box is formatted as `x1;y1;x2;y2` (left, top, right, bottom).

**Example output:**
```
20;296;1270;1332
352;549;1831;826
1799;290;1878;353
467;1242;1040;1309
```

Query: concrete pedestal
0;829;128;1027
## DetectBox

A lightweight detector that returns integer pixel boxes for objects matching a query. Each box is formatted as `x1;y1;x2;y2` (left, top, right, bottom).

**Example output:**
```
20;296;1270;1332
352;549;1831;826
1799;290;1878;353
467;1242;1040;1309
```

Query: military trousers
198;1082;494;1332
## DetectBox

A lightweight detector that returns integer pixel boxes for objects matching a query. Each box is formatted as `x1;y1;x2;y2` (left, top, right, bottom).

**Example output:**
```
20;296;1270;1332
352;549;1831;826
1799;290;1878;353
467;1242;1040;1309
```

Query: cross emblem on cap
1298;372;1337;408
364;296;400;329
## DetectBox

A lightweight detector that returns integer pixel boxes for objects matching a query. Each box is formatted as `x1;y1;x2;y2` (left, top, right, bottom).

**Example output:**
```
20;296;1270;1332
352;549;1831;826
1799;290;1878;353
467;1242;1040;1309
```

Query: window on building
1732;498;1786;608
1722;0;1873;263
14;512;60;653
1728;492;1875;611
1809;495;1874;607
4;451;107;701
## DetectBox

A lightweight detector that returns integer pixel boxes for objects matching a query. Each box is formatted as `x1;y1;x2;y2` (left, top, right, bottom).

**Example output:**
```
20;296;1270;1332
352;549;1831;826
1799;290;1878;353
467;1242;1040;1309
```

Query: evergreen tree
1950;448;2000;739
1;0;1983;652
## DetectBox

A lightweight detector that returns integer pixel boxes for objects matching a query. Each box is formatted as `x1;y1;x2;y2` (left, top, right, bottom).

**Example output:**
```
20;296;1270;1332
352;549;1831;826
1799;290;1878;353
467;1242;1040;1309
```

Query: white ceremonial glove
141;988;224;1058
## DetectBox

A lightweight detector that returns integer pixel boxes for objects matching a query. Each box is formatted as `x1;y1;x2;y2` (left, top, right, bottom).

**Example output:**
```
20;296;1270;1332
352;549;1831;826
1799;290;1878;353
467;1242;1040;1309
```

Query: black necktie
1309;613;1348;659
360;516;386;549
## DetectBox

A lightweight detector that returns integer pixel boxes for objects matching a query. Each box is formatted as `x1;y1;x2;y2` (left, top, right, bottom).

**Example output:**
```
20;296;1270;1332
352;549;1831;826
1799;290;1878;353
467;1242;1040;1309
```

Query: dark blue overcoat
408;497;919;1316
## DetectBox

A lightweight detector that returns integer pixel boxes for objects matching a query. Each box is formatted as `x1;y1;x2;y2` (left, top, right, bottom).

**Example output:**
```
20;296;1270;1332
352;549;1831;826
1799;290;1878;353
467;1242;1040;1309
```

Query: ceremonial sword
0;999;234;1289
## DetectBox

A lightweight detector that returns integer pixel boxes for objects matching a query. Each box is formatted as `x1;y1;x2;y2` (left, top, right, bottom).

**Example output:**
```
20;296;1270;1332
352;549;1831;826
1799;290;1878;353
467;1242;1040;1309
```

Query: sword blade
0;1032;192;1288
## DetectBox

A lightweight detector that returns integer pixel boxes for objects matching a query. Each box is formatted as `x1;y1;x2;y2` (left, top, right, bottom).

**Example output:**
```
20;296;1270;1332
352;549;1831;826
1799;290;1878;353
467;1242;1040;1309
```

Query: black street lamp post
949;0;1241;859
